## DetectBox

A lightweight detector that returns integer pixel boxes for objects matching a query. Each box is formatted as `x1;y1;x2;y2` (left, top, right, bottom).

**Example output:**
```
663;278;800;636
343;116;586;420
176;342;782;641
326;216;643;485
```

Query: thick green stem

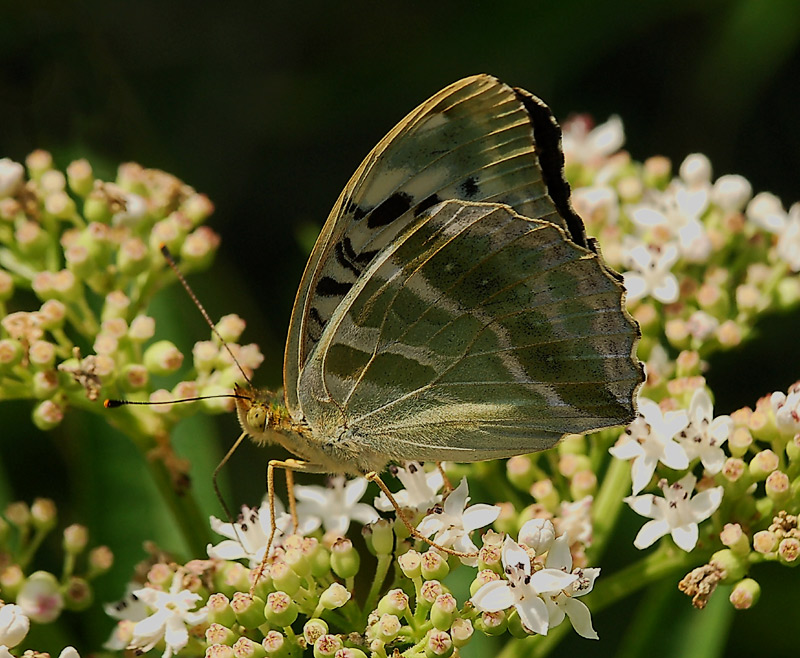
588;457;631;561
363;553;393;620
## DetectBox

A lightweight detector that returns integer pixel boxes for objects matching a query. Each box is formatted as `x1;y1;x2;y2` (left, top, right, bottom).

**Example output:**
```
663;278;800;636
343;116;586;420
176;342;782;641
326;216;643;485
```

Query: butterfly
235;74;643;480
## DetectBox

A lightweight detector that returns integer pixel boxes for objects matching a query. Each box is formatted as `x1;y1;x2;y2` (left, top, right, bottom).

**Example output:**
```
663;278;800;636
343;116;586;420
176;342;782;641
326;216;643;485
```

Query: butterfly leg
365;471;477;560
251;458;328;596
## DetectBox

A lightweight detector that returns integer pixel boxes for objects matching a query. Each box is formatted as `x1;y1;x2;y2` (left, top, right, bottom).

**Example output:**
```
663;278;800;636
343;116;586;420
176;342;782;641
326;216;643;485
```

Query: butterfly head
233;384;290;447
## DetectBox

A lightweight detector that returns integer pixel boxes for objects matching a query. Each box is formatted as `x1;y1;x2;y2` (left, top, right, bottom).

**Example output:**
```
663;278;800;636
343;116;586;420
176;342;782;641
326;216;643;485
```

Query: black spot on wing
343;199;368;221
308;307;325;341
513;87;589;250
334;241;362;277
367;192;414;228
343;237;379;267
414;193;442;217
460;176;479;198
316;276;353;297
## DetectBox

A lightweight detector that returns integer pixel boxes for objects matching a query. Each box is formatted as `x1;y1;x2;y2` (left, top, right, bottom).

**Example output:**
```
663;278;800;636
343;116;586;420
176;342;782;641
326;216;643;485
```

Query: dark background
1;1;799;655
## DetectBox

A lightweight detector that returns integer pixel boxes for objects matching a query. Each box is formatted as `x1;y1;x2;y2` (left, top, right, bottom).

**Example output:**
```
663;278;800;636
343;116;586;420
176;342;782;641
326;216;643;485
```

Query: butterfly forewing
297;201;641;464
285;75;581;415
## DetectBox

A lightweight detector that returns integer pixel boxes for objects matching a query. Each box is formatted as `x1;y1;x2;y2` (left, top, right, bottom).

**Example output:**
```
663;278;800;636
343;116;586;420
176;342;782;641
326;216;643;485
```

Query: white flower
0;603;29;648
58;648;80;658
770;382;800;435
746;191;786;233
625;473;723;551
295;476;379;536
562;115;624;168
677;388;731;474
518;518;556;554
104;584;148;622
711;174;752;212
572;185;619;225
622;242;680;303
416;478;500;565
609;397;689;494
471;536;577;635
128;573;208;658
16;571;64;624
542;535;600;639
777;203;800;272
555;496;593;546
207;499;306;568
374;461;444;514
0;158;24;199
685;310;719;342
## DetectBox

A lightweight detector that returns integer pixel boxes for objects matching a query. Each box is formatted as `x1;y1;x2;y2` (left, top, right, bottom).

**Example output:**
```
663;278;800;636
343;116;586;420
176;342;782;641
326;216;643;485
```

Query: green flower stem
17;526;49;571
363;553;393;619
497;543;703;658
587;457;631;562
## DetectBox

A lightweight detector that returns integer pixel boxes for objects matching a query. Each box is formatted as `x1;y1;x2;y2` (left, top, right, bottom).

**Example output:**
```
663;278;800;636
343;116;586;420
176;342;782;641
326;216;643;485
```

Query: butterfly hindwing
297;200;641;463
284;75;588;415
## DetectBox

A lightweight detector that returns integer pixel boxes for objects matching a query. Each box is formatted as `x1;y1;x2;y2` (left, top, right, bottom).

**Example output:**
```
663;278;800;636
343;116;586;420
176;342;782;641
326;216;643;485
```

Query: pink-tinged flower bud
230;592;266;628
30;498;57;531
319;583;350;610
16;220;49;257
52;269;80;302
215;314;247;343
88;546;114;575
729;578;760;609
719;523;749;556
102;290;131;322
264;591;298;627
66;159;93;197
205;622;236;646
207;645;236;658
421;551;449;581
182;193;214;225
469;569;501;597
38;299;66;330
63;524;88;554
149;216;183;254
478;543;502;573
721;457;746;482
0;339;23;368
530;478;559;511
181;226;220;269
476;610;507;636
753;530;778;555
62;576;92;611
506;455;535;491
0;270;13;301
314;634;344;658
450;617;473;647
398;549;422;579
303;618;329;645
119;364;148;392
144;340;184;375
0;602;30;648
334;649;367;658
193;340;219;372
268;561;300;596
0;157;25;198
117;237;150;276
750;450;779;479
419;580;444;605
330;538;360;579
570;469;598;499
233;636;267;658
424;630;454;658
643;155;672;187
372;613;401;643
728;427;752;458
778;537;800;565
129;315;156;342
5;502;30;526
716;320;742;347
17;570;64;623
33;399;64;431
28;340;56;370
262;630;289;658
26;149;52;179
431;593;457;630
377;588;409;618
765;470;790;503
147;563;173;587
206;592;235;628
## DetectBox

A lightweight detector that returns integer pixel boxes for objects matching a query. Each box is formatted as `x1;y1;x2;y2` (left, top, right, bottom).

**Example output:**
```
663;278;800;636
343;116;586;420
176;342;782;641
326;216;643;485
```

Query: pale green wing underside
284;75;587;416
297;201;642;463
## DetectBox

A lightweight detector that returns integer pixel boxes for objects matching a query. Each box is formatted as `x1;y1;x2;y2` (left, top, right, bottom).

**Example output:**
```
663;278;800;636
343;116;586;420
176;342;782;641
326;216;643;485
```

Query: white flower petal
624;494;656;517
529;569;578;594
206;540;248;561
633;519;670;549
443;478;470;516
652;273;679;304
661;440;690;470
516;595;551;636
622;272;648;302
609;439;644;460
563;598;598;639
671;524;699;552
462;503;501;533
416;515;445;538
689;487;724;521
471;580;515;612
544;535;572;571
344;478;369;506
630;454;658;494
502;537;531;573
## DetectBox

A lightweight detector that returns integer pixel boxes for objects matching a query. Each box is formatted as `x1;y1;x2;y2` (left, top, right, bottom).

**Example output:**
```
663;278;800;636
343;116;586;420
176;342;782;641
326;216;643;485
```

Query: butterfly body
236;75;643;476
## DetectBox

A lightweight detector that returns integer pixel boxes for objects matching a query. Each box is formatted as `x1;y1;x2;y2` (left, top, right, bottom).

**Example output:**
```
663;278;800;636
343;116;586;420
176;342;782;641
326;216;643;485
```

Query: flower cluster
0;499;112;655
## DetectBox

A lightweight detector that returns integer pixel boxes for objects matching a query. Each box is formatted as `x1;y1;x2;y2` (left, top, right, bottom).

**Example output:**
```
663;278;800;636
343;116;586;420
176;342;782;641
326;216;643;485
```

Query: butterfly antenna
159;244;254;389
103;393;250;408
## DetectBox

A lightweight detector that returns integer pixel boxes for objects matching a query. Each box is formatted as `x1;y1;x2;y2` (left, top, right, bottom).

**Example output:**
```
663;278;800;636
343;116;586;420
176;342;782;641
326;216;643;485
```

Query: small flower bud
206;622;237;645
469;569;500;597
749;449;779;479
303;618;329;645
431;593;457;630
231;592;267;628
765;470;790;503
262;631;289;658
518;518;556;554
0;157;25;198
265;591;298;627
63;524;89;554
752;530;778;554
118;237;150;276
372;613;402;643
207;645;236;658
374;589;407;620
233;636;267;658
32;399;64;431
721;457;746;482
330;538;360;579
129;315;156;342
319;583;351;610
477;543;502;573
710;549;746;583
530;478;560;511
450;618;473;647
62;576;93;611
334;649;367;658
719;523;750;556
728;427;753;458
0;270;13;301
729;578;760;609
143;340;184;375
369;518;394;555
5;501;31;527
476;610;507;636
16;570;64;623
778;537;800;565
397;550;422;579
419;580;444;606
16;221;49;257
0;339;24;368
424;630;454;658
421;551;449;581
506;455;536;491
26;149;53;179
215;314;247;343
314;634;344;658
30;498;57;531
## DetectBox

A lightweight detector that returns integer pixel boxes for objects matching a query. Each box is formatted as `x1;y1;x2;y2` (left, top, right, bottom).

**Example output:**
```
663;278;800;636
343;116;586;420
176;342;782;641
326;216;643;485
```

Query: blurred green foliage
2;1;799;655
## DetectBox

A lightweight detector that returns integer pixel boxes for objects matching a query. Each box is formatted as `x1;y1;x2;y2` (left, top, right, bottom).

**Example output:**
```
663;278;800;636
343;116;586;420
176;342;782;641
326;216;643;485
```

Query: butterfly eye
247;406;268;432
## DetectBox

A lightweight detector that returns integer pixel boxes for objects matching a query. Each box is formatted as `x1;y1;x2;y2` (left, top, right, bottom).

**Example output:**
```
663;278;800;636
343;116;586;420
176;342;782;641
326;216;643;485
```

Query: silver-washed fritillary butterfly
235;74;643;478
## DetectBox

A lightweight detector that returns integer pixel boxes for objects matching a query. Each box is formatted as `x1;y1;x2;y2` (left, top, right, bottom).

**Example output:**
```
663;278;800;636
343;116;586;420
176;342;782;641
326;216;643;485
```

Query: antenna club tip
159;243;171;256
104;399;120;408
